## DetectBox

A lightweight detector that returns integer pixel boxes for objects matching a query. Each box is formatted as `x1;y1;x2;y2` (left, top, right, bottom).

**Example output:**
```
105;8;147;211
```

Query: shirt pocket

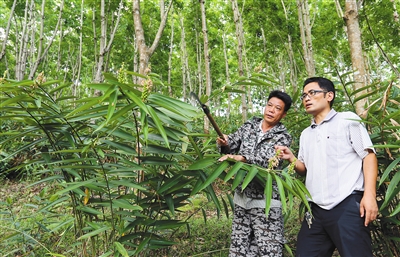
326;130;353;156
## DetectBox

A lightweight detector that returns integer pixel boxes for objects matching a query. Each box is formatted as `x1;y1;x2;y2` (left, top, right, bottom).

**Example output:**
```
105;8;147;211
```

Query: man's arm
360;150;378;226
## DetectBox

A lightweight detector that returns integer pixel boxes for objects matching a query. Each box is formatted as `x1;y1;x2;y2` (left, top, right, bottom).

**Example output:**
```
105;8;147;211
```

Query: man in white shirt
276;77;378;257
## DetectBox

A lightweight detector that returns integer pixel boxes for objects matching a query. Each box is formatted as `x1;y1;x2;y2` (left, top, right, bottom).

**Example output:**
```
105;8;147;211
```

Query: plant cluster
0;71;311;256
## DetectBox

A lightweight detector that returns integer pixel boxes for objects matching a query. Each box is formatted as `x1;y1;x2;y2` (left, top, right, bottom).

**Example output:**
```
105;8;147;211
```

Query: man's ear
327;91;334;102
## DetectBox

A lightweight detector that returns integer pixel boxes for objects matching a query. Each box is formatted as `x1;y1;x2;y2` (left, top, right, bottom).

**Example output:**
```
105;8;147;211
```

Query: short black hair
303;77;335;107
268;90;292;112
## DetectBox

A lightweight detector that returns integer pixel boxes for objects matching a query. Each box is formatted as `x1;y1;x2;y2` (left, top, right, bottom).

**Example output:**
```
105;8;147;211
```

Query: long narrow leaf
380;171;400;210
232;169;246;190
77;226;109;240
241;165;259;190
379;157;400;187
264;173;273;216
188;158;217;170
273;174;287;212
114;242;129;257
224;161;244;182
198;161;229;192
147;105;169;148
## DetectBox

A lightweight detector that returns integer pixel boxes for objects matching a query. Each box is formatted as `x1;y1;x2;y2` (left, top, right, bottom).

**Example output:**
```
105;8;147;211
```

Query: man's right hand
275;145;306;175
216;134;229;146
275;145;295;162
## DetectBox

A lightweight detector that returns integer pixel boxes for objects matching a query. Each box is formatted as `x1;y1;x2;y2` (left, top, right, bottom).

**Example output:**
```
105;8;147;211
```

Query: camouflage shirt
221;117;292;199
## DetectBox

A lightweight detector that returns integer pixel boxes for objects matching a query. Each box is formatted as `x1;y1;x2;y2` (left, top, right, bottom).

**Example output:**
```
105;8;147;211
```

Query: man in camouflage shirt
217;90;292;257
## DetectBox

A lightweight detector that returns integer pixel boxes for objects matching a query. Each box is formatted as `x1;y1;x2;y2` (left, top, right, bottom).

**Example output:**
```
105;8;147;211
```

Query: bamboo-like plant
0;71;310;256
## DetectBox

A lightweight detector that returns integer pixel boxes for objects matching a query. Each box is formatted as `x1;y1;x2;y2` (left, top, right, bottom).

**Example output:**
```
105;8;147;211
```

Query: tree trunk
231;0;247;122
94;0;123;85
29;0;64;80
0;0;18;62
180;16;191;101
222;32;231;118
167;6;174;97
281;0;298;92
133;0;172;81
15;0;31;81
199;0;212;134
196;31;203;97
297;0;315;77
344;0;368;117
74;0;85;99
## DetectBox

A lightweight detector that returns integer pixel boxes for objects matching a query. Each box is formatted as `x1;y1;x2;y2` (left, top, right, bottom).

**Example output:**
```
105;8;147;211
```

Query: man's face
263;97;287;125
302;82;332;115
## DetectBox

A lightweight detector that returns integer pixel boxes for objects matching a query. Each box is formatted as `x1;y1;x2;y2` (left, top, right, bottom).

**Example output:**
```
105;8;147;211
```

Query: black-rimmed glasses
300;90;328;101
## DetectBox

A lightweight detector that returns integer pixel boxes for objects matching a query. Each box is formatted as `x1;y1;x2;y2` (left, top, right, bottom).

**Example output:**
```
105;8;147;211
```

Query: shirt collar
310;109;337;128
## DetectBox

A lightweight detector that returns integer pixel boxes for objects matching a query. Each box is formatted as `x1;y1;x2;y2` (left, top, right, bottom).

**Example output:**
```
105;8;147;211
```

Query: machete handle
205;112;224;138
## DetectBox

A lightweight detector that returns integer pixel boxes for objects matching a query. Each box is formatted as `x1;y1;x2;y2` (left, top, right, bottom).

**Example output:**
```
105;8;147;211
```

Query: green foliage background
0;0;399;256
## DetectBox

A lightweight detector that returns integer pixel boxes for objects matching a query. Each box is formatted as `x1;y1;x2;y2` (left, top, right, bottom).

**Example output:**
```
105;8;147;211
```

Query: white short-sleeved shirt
298;109;375;210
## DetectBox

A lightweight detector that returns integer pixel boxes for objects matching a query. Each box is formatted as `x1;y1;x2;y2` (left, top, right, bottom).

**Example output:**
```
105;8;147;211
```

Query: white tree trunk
297;0;315;77
222;32;231;118
231;0;247;122
0;0;18;62
167;6;174;97
200;0;212;134
344;0;367;117
29;0;64;80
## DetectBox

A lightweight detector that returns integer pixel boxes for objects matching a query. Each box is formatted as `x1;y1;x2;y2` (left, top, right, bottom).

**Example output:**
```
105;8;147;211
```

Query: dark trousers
296;194;372;257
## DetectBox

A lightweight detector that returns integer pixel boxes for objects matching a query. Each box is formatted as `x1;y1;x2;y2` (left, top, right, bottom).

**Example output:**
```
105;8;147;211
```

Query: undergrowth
0;179;310;257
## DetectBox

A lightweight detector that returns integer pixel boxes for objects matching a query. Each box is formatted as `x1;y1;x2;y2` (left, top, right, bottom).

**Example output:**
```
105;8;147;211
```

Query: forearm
363;151;378;197
293;159;307;176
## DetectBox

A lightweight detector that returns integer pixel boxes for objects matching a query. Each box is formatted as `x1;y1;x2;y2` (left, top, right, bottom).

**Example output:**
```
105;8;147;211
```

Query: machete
190;92;225;139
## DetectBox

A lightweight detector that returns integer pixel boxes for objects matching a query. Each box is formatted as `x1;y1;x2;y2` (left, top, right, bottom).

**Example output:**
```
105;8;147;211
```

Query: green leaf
107;89;118;121
0;95;30;107
264;173;273;216
77;226;109;240
165;194;175;215
232;169;246;190
224;161;245;182
379;157;400;187
273;174;287;212
76;206;103;215
102;140;137;154
157;175;183;194
389;203;400;217
147;105;169;148
114;242;129;257
380;171;400;210
124;90;149;115
112;199;143;211
241;165;259;190
188;158;217;170
198;161;229;192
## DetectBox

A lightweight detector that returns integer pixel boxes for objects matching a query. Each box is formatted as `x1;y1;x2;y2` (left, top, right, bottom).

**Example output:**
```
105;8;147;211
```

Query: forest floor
0;179;340;256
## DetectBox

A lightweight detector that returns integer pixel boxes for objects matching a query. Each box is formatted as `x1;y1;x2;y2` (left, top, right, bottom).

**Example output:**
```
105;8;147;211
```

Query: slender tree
0;0;17;63
93;0;123;84
28;0;64;80
133;0;172;78
297;0;315;77
222;31;231;118
199;0;212;134
15;0;30;80
231;0;247;122
167;6;174;97
344;0;368;117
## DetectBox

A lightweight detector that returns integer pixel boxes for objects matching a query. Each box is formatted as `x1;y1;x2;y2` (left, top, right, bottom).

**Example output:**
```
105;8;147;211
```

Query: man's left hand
218;154;246;162
360;195;378;226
